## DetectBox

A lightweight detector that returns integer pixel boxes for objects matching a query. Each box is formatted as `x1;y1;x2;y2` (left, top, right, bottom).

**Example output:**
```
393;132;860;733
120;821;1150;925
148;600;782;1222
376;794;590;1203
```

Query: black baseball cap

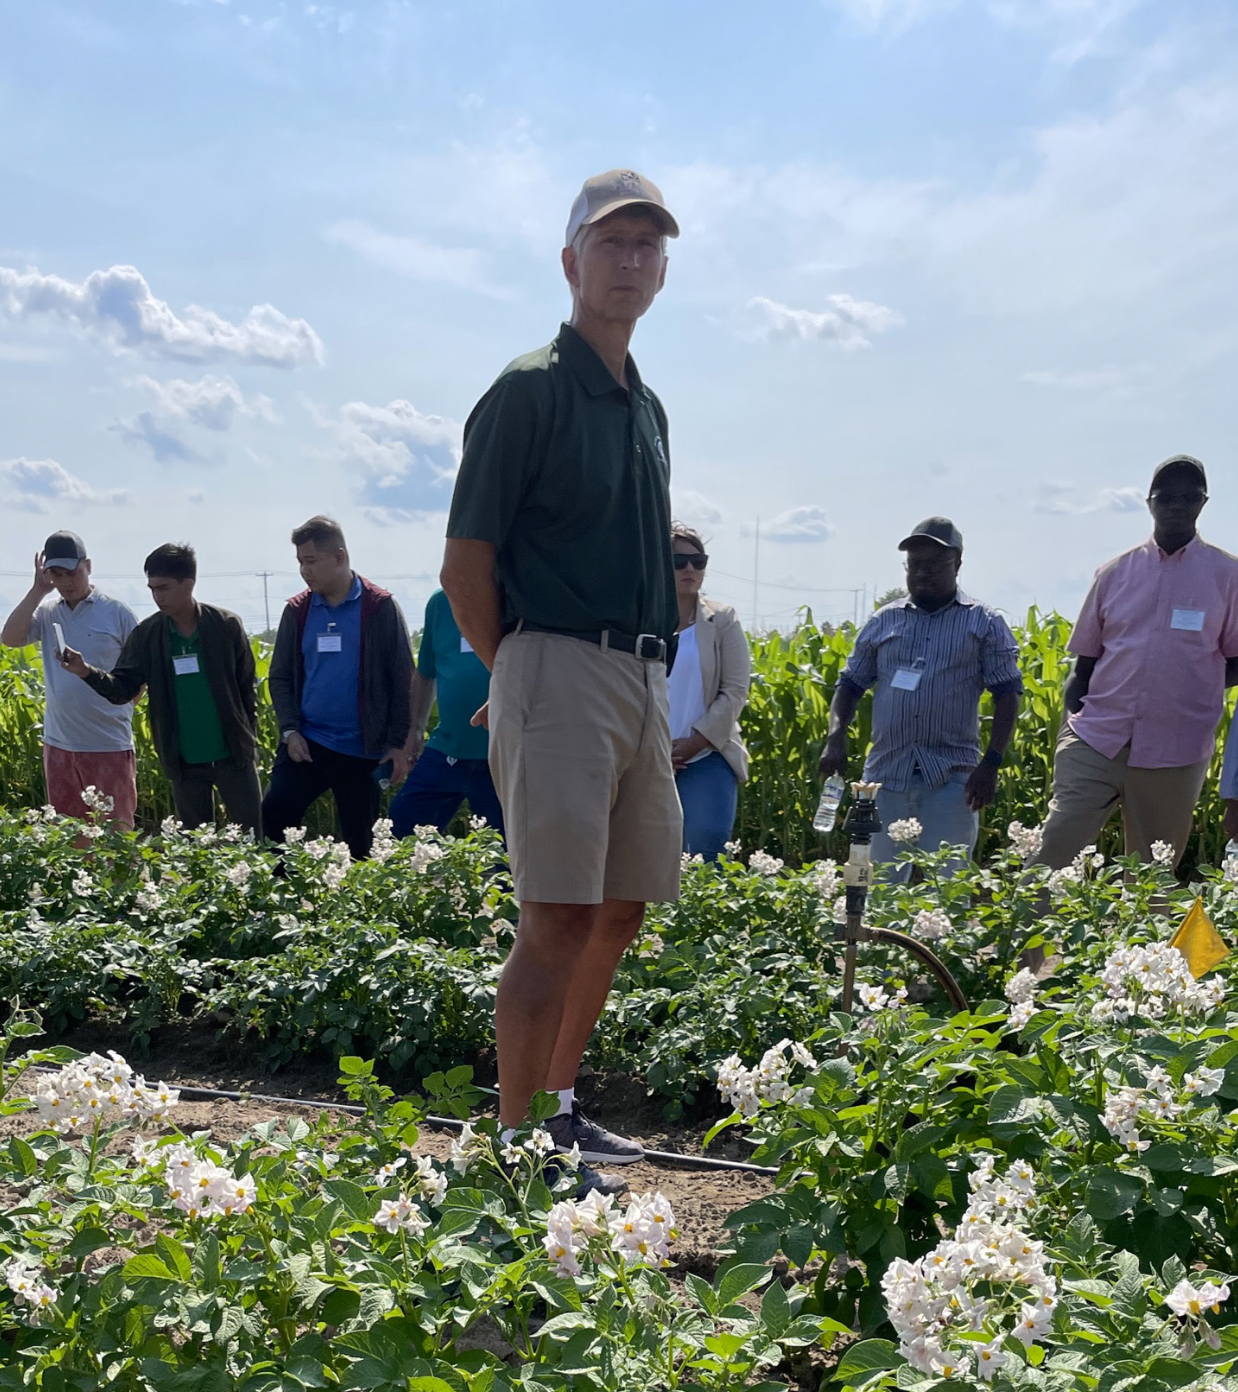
1150;455;1207;493
42;530;88;572
898;516;963;554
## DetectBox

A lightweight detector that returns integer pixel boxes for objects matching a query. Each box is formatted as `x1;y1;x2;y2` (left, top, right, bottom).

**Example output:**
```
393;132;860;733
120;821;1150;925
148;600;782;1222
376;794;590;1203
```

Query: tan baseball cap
565;169;680;247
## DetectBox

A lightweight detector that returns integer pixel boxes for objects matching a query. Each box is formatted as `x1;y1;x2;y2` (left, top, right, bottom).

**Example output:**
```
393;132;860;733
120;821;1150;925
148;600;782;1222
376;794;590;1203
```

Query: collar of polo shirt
558;322;646;399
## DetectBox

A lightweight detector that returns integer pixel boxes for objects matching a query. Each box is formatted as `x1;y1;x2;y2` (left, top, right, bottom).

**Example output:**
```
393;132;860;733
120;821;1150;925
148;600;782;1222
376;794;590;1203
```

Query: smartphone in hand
372;759;394;790
52;621;66;657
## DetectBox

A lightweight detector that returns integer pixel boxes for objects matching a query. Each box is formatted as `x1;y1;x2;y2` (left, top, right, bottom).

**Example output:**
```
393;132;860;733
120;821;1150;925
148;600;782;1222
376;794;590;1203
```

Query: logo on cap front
614;170;646;193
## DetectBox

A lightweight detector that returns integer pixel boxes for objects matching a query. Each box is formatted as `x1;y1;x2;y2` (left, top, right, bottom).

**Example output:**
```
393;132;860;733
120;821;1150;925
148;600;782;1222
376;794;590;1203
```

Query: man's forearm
1063;655;1097;715
827;682;863;739
441;540;504;670
987;690;1020;756
1;590;41;648
408;672;436;740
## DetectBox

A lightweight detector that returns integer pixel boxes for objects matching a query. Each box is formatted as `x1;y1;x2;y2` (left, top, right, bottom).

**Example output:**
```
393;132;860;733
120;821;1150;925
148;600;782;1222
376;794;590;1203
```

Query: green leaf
336;1056;370;1076
760;1279;791;1336
716;1262;772;1306
156;1232;193;1283
65;1226;113;1260
988;1084;1040;1126
124;1253;178;1283
7;1136;37;1177
685;1271;718;1315
884;1162;911;1201
322;1177;373;1222
1084;1168;1144;1220
836;1338;905;1385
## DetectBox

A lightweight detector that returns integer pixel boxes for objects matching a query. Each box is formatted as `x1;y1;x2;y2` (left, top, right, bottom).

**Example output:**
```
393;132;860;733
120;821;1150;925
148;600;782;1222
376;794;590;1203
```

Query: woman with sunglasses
666;523;751;859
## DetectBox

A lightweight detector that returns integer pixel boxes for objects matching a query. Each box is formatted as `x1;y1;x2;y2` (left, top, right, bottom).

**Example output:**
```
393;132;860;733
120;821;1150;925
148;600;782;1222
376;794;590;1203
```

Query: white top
667;621;710;763
30;589;138;752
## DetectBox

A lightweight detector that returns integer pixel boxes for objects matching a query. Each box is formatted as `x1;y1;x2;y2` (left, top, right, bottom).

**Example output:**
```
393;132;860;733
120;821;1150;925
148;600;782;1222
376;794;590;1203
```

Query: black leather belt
513;620;668;663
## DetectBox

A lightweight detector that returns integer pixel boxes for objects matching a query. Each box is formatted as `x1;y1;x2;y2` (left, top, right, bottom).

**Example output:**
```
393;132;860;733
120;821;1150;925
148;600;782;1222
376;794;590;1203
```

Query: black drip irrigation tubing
27;1071;778;1176
171;1084;779;1176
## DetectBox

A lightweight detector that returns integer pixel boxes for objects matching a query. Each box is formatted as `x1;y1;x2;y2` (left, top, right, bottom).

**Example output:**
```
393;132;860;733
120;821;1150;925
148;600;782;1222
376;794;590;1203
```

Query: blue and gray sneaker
545;1102;644;1167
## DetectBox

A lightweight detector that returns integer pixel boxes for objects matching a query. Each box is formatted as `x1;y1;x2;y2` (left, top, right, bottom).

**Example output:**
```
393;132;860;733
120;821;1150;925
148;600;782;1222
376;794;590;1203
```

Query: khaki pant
488;631;683;905
1037;729;1209;870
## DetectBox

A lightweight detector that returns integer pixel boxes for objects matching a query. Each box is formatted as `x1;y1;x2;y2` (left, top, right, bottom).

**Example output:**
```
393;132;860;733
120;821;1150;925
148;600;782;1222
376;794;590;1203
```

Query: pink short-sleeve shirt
1068;536;1238;768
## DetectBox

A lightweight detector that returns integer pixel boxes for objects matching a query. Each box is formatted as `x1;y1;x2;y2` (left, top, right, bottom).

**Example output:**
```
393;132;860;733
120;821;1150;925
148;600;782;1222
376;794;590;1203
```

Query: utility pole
258;572;271;633
752;517;760;631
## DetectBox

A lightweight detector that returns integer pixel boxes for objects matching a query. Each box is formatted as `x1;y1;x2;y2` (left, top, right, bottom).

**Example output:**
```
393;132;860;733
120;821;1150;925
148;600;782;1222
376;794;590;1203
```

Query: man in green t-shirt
62;543;262;833
441;169;683;1195
389;590;503;838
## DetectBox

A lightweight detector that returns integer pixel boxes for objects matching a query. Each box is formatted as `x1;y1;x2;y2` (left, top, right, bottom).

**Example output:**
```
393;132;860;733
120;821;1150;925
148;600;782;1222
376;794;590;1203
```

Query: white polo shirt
30;589;138;752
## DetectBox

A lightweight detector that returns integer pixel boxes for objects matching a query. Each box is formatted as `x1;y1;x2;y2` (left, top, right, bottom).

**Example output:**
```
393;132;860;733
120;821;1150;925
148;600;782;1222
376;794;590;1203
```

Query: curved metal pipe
863;926;970;1013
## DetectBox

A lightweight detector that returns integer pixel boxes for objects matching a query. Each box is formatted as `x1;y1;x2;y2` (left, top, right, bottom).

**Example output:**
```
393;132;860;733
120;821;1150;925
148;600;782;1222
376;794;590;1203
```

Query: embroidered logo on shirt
653;435;668;471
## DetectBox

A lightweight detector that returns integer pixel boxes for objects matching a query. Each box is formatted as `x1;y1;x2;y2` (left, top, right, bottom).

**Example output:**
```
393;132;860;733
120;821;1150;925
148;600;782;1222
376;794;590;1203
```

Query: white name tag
891;668;922;691
1171;608;1206;632
173;654;200;676
317;634;343;653
460;635;474;654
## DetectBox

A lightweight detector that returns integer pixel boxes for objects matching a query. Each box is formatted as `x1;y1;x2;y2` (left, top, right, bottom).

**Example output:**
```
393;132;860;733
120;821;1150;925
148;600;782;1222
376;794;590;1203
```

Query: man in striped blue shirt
820;517;1023;870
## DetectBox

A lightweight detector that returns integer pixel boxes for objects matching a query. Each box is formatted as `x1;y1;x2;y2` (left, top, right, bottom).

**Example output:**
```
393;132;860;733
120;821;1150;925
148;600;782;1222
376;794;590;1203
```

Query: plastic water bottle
813;775;846;833
1226;840;1238;863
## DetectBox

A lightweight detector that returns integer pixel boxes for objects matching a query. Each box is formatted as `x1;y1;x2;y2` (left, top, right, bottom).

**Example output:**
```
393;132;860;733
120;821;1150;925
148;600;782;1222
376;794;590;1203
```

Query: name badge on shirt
317;634;343;653
460;635;474;654
173;654;200;676
1171;608;1206;632
891;668;923;691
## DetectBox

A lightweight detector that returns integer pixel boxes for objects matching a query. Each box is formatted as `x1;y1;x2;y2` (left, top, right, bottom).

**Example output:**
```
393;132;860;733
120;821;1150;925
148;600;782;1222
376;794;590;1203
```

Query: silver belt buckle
635;633;666;661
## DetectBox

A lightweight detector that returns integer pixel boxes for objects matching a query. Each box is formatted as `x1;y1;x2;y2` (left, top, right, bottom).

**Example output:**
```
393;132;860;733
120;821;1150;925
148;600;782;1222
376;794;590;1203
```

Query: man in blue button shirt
264;515;413;859
819;517;1023;871
389;589;504;839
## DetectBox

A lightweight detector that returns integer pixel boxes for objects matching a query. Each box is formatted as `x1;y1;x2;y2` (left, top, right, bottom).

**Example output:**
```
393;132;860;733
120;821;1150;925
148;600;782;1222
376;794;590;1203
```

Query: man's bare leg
495;900;597;1128
545;898;645;1092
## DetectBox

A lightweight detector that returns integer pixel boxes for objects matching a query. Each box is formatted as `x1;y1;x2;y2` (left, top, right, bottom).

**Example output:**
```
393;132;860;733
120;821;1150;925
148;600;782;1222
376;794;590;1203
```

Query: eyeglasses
673;553;708;571
1149;490;1207;505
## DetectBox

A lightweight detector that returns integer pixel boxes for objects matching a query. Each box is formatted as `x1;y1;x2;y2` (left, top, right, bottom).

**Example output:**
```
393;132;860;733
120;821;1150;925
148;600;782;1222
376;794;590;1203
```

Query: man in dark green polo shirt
389;588;503;837
441;169;683;1196
62;543;262;833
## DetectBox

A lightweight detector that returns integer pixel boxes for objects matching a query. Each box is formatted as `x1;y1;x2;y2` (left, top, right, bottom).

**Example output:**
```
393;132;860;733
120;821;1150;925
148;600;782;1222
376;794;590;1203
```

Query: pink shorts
43;745;138;830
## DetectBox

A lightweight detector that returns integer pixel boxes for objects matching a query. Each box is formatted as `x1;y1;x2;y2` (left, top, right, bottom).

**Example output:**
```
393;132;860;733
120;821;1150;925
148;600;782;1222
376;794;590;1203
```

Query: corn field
0;617;1232;871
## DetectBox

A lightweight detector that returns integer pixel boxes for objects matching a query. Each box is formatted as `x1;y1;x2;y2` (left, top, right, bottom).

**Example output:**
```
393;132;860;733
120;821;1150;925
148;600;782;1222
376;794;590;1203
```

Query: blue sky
2;0;1237;633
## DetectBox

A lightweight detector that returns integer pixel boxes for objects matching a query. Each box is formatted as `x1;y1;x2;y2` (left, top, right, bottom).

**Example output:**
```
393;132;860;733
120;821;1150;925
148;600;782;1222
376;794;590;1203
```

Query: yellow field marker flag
1169;897;1231;978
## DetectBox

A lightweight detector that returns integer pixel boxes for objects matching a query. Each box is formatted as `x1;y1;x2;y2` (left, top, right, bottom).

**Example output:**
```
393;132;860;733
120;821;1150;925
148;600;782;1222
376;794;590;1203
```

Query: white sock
553;1088;574;1118
500;1126;517;1146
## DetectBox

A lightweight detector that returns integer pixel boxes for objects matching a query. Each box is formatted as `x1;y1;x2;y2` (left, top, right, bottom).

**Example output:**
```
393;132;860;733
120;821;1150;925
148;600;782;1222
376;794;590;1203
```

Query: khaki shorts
488;631;683;905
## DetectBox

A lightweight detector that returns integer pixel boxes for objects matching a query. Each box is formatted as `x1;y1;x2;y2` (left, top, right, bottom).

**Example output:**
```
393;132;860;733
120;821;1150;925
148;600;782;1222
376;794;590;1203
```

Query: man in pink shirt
1038;456;1238;870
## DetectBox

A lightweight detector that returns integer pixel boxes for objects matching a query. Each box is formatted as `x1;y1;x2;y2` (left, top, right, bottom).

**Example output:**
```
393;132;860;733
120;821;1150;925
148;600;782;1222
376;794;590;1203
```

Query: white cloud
0;264;325;367
0;457;130;513
745;294;902;348
1035;482;1146;514
324;221;512;299
316;398;463;520
135;374;280;429
0;342;56;363
761;506;836;543
110;412;204;465
672;489;725;525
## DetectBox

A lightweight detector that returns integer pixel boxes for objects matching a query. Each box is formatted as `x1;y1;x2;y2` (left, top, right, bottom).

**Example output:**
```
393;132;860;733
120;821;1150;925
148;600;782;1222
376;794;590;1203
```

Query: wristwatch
281;729;299;744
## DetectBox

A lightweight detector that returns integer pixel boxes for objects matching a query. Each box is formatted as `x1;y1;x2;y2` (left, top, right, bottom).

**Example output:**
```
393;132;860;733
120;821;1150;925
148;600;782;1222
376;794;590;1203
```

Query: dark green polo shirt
446;322;678;643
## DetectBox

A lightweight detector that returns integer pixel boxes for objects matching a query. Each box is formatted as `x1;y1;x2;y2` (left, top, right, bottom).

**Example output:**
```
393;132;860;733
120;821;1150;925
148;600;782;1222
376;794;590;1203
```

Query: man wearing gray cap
820;518;1023;871
1037;455;1238;870
1;532;139;826
441;170;681;1193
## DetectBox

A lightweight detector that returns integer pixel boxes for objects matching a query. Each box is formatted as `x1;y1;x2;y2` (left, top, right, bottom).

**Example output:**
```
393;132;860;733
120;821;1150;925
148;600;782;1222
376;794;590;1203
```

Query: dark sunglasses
1149;489;1207;505
673;553;708;571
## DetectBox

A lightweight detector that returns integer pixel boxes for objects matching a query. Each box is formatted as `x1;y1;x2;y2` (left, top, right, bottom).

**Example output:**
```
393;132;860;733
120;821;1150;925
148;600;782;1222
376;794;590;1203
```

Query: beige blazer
685;595;751;782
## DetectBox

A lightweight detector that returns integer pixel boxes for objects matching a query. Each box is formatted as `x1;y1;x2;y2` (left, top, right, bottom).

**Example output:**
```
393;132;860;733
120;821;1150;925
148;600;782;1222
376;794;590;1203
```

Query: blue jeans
676;751;738;861
871;769;977;877
389;746;505;839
